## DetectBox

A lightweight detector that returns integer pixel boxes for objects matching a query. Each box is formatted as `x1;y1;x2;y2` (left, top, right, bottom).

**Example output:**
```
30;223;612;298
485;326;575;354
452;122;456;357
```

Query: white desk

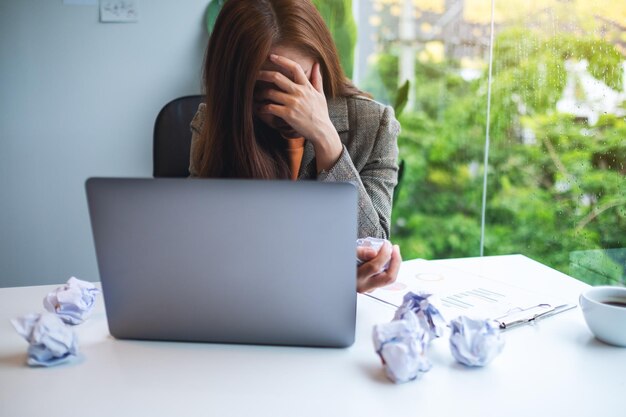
1;255;624;417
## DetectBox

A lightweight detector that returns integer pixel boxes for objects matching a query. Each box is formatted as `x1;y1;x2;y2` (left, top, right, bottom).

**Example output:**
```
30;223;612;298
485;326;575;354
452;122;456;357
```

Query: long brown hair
193;0;365;179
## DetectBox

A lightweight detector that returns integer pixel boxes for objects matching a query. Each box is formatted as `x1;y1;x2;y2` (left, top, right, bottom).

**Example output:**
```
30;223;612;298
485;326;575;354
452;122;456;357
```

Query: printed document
367;259;574;323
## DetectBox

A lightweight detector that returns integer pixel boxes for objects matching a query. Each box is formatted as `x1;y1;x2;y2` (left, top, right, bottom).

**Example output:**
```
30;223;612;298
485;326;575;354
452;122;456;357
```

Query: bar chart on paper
367;259;574;324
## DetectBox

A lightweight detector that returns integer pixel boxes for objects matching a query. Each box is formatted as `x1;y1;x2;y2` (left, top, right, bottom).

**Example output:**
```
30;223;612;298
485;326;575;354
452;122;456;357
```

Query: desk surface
1;255;624;417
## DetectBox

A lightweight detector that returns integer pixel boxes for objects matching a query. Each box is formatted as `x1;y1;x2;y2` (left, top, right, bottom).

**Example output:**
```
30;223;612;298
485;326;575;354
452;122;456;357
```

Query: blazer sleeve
318;105;400;239
188;104;206;178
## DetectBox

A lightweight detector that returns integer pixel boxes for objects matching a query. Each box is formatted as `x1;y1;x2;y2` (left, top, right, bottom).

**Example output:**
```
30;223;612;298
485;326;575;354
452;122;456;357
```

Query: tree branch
576;199;626;231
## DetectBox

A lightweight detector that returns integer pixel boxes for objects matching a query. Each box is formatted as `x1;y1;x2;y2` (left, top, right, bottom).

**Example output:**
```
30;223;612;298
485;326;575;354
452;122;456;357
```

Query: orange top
283;137;305;180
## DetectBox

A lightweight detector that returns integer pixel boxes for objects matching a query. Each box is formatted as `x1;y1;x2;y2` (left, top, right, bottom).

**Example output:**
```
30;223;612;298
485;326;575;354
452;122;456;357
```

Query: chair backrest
153;95;204;177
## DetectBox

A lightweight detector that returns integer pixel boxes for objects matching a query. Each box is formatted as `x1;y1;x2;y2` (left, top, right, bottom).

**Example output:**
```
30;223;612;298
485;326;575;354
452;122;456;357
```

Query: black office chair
153;95;204;177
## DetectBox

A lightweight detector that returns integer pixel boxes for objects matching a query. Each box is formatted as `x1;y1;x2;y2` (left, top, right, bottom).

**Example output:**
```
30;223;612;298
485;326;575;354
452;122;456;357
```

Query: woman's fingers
311;62;323;93
257;70;297;94
255;88;291;105
372;271;396;288
259;103;289;119
356;246;377;262
356;243;401;293
385;245;402;279
372;241;393;265
358;269;394;293
358;242;392;278
256;55;335;150
269;54;309;85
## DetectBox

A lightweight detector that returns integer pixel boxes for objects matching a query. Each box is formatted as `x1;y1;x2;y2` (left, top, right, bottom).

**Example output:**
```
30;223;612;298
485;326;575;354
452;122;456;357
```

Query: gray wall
0;0;209;287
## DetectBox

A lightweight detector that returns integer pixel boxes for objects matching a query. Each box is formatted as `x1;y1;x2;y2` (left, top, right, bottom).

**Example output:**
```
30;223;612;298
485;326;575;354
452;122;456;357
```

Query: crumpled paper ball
11;313;79;367
43;277;100;325
356;237;391;272
449;316;505;367
394;292;447;343
372;310;432;383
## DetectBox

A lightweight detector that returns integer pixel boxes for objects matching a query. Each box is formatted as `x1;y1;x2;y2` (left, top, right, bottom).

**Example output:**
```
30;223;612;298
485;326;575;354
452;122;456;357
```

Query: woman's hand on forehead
269;54;310;84
254;53;343;173
257;54;312;92
259;59;309;84
256;70;298;94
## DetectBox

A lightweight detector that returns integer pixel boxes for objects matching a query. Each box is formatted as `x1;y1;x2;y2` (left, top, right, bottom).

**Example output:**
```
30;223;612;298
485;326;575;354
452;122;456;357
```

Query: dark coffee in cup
580;286;626;346
601;300;626;308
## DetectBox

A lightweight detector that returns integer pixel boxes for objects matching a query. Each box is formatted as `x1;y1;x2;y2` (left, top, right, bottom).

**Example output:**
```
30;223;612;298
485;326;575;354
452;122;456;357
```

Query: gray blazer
189;96;400;238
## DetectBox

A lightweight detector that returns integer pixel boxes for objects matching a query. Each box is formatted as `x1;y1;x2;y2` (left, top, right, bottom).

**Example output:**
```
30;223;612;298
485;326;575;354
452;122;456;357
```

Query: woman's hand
256;54;343;172
356;241;401;293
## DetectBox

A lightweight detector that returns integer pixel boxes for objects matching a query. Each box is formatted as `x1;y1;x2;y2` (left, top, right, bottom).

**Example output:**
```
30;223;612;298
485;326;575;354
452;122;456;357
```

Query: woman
189;0;401;292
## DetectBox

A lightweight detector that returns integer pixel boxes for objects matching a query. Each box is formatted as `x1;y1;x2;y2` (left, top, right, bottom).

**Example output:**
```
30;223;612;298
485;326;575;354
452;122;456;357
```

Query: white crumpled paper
43;277;100;325
356;237;391;272
449;316;505;367
373;310;432;383
11;313;79;367
394;292;447;343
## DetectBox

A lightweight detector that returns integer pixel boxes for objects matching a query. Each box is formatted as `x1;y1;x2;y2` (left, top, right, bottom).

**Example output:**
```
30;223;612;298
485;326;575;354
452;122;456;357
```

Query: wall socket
100;0;139;23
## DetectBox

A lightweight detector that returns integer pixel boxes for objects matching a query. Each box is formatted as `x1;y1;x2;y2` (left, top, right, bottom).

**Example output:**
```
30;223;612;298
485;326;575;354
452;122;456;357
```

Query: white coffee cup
579;286;626;347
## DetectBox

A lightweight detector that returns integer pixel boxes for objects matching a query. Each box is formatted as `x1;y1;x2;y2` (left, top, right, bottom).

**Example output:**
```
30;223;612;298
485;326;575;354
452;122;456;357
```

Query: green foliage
312;0;357;78
205;0;226;34
491;30;624;119
570;249;625;286
394;80;410;118
392;80;410;207
366;28;625;284
485;30;625;281
361;53;399;103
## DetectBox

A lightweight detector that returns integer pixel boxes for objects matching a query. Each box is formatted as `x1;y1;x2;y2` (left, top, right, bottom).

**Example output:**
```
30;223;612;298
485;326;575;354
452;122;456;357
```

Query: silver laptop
85;178;357;348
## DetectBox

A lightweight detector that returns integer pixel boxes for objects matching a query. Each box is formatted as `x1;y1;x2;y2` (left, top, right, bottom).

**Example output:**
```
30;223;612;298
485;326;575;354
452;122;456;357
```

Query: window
353;0;626;285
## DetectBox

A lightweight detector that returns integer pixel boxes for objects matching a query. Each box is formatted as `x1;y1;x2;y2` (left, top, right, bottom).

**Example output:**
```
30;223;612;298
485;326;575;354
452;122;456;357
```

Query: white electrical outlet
100;0;139;23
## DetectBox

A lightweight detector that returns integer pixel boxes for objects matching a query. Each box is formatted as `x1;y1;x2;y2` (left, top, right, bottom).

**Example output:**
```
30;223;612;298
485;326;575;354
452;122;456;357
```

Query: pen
495;303;574;330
